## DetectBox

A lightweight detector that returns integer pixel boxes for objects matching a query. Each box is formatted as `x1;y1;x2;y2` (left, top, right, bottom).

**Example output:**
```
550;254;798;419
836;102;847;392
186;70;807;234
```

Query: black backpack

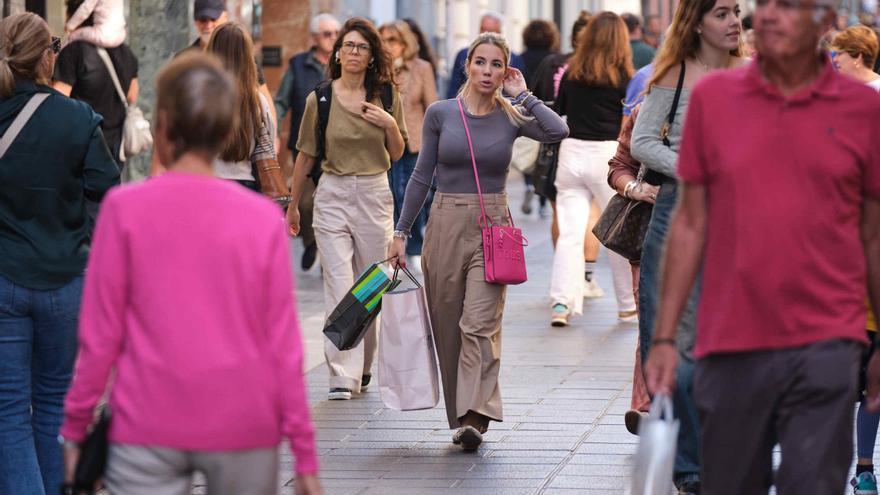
310;81;395;184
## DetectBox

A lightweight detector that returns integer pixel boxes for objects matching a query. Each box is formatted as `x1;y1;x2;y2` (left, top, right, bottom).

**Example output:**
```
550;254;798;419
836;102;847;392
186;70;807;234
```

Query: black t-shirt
54;41;138;163
175;39;266;85
555;75;628;142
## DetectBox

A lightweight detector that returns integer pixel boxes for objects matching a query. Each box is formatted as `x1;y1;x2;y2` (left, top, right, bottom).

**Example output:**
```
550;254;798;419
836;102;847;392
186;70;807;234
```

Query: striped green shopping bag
323;260;400;351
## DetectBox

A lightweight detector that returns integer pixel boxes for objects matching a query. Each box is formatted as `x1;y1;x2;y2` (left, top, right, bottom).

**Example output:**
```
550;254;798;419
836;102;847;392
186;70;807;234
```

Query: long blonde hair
379;20;419;61
0;13;52;99
457;32;530;126
566;12;633;87
206;22;262;162
647;0;743;90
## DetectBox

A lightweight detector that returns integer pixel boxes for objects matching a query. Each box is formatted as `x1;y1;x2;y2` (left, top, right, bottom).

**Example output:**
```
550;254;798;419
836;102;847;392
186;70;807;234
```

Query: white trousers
313;173;393;391
549;138;636;315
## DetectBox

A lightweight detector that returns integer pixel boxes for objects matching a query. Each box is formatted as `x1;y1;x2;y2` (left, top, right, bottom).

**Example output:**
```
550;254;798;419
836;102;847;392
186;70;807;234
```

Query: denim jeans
637;179;701;483
391;150;432;256
0;275;83;495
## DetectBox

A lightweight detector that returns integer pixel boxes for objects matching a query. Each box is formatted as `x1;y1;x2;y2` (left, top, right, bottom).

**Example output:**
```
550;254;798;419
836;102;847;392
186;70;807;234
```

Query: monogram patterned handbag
592;171;653;262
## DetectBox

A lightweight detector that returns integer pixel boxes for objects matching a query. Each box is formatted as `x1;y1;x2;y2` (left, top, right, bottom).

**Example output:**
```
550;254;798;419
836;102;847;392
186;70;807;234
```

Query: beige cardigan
395;57;436;153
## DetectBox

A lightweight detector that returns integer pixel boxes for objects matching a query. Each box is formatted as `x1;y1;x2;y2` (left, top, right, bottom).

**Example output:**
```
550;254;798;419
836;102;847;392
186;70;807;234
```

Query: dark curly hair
522;20;560;52
328;17;394;102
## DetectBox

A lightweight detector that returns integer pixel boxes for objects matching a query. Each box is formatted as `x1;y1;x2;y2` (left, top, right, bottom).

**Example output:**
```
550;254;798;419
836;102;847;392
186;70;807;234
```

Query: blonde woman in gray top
629;0;746;491
388;33;567;452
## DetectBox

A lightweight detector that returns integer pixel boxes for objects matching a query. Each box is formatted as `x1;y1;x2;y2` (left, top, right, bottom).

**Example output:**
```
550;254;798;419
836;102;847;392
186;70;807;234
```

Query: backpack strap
310;80;332;184
379;83;394;114
0;93;49;160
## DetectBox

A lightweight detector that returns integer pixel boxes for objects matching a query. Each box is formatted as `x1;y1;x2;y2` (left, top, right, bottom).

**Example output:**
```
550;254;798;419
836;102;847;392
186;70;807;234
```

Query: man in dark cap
176;0;274;124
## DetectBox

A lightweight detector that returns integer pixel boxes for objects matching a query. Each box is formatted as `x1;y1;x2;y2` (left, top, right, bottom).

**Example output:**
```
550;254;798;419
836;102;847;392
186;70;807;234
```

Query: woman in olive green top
287;17;407;401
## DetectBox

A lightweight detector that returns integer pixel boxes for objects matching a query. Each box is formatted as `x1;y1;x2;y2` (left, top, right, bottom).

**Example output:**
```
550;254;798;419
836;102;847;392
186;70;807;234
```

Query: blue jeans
391;150;433;256
637;180;701;484
0;275;83;495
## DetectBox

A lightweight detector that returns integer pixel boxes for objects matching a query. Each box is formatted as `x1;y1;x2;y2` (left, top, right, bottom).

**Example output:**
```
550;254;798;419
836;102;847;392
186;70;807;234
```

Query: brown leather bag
253;158;292;208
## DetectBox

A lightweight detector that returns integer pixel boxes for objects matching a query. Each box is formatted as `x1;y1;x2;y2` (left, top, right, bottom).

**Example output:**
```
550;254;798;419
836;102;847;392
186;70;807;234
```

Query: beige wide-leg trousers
313;172;393;392
422;192;509;429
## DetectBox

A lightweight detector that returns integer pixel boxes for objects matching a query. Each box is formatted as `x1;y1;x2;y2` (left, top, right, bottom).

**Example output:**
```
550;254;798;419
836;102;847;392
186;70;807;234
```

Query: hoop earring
335;52;340;63
368;58;374;68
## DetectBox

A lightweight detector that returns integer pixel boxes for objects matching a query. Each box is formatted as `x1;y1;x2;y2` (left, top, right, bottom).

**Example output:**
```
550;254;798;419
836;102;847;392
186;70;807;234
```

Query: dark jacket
286;48;327;151
0;82;119;289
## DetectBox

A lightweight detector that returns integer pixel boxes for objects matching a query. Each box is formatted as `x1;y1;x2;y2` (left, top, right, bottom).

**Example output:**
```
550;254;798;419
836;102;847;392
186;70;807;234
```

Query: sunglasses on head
49;36;61;54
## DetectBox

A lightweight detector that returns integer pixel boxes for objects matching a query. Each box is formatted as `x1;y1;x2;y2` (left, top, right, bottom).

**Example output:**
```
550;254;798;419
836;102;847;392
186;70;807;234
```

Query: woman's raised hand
360;101;395;129
503;68;528;99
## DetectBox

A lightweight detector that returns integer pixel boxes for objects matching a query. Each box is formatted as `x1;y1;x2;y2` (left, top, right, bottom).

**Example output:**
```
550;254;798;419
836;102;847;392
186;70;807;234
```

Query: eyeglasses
340;41;371;55
318;30;338;39
48;36;61;55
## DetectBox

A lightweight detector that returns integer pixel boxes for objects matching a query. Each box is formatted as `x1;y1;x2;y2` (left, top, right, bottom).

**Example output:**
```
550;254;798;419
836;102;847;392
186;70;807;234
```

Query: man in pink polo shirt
644;0;880;493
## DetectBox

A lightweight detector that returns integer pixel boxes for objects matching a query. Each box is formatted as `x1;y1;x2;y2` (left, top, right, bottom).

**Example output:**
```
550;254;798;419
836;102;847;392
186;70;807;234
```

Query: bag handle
0;93;49;160
95;47;128;107
660;60;686;147
648;393;675;424
391;266;422;288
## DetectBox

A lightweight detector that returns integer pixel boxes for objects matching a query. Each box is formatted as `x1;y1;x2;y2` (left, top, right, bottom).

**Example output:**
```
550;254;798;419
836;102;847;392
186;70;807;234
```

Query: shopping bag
509;136;540;175
323;261;398;351
631;394;679;495
378;267;440;411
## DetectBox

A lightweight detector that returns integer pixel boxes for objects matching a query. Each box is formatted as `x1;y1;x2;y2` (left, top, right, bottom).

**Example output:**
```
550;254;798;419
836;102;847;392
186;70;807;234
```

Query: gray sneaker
328;388;352;400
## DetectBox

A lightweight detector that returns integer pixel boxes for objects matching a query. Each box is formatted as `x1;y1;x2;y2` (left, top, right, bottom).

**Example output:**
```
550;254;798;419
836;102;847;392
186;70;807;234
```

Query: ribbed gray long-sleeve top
630;85;691;178
396;96;569;234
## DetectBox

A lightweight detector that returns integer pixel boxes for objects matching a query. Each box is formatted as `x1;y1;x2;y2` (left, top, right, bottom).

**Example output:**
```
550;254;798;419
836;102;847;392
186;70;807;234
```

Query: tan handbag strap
0;93;49;160
95;47;128;106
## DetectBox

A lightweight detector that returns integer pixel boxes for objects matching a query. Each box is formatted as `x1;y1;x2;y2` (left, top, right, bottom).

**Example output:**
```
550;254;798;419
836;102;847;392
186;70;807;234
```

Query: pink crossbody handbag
457;98;528;285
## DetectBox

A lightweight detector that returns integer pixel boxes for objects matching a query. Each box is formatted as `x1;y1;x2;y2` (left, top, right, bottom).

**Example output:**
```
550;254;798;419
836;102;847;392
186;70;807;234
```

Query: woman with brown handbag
150;22;290;208
387;32;567;452
630;0;746;491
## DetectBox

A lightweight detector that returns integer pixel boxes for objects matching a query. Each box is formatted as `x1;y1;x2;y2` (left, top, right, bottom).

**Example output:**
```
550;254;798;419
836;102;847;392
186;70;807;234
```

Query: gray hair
310;13;339;34
481;11;504;25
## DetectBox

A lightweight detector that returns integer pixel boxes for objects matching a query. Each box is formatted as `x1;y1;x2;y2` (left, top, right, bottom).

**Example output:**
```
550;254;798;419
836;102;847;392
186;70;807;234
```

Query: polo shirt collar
745;53;839;101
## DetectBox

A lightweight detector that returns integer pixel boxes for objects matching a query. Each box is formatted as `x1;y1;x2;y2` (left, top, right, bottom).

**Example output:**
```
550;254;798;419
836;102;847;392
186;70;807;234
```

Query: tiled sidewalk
280;194;646;494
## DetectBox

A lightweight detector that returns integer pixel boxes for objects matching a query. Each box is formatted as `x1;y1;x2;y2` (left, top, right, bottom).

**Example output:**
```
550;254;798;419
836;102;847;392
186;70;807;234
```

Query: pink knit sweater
61;172;318;475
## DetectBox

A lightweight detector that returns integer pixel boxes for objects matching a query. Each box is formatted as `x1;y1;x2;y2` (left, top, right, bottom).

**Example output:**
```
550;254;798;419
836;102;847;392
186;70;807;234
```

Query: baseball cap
194;0;226;20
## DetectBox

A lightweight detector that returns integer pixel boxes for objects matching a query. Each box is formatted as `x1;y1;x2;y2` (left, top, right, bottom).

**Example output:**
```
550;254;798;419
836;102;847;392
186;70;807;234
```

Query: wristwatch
392;230;409;240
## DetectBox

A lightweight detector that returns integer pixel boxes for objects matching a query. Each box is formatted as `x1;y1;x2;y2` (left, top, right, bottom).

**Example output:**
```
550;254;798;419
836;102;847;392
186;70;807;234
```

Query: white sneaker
408;255;422;274
583;279;604;299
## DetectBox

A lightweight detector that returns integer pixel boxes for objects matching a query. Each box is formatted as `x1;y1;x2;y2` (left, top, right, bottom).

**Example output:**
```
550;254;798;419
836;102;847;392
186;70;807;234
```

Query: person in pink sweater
59;53;321;495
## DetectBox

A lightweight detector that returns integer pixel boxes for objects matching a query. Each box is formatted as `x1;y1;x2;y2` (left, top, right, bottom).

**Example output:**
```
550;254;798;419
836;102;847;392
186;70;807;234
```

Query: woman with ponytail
0;12;119;495
630;0;746;491
388;32;567;451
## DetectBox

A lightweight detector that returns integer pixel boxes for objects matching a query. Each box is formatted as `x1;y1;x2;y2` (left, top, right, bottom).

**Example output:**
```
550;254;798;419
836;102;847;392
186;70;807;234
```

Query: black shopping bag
323;262;399;351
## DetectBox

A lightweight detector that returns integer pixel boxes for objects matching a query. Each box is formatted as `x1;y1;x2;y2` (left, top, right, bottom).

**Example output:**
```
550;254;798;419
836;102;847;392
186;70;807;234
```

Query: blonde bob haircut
832;25;880;69
457;32;532;127
379;20;420;61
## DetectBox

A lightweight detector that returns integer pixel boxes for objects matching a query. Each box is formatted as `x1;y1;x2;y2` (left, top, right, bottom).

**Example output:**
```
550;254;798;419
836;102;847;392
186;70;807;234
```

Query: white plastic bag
509;136;540;174
378;268;440;411
631;394;679;495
